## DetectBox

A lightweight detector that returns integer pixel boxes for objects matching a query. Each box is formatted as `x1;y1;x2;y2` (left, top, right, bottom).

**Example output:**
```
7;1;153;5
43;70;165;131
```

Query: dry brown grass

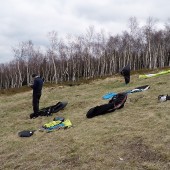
0;72;170;170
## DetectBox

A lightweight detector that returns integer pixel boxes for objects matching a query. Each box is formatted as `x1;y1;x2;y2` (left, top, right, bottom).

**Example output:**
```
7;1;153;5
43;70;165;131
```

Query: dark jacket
120;64;130;77
31;77;43;95
120;64;130;84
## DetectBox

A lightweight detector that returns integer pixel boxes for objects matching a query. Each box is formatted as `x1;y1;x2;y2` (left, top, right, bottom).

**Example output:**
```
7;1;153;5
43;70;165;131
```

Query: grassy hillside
0;72;170;170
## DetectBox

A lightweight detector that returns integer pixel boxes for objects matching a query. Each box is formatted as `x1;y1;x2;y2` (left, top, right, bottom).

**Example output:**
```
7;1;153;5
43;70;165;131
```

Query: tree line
1;17;170;89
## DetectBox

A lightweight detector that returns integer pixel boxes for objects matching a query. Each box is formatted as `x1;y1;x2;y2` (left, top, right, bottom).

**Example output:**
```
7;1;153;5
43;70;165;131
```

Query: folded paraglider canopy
86;93;127;118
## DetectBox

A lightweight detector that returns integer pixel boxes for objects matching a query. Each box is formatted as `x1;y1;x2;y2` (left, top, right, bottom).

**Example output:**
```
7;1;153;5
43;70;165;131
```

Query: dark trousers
124;75;130;84
32;94;41;114
121;71;130;84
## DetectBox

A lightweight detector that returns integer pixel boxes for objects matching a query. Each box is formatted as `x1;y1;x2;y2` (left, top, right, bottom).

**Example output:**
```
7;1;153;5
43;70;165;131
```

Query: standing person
29;74;44;119
120;64;130;84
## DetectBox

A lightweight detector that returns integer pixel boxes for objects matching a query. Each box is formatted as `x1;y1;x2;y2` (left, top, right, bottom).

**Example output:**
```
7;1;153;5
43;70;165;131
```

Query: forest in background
1;17;170;89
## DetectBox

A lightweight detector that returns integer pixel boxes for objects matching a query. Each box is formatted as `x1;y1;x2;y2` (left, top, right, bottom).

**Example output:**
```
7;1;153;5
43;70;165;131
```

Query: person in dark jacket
120;64;130;84
30;74;44;118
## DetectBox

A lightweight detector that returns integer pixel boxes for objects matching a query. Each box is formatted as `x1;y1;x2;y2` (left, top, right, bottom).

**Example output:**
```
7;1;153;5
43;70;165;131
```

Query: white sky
0;0;169;63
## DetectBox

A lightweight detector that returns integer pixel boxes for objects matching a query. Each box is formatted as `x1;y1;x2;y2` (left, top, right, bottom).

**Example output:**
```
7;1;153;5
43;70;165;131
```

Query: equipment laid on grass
102;85;150;100
127;85;150;94
158;94;170;102
30;101;68;119
139;70;170;79
102;92;117;100
40;117;72;132
87;93;127;118
18;130;36;137
18;117;72;137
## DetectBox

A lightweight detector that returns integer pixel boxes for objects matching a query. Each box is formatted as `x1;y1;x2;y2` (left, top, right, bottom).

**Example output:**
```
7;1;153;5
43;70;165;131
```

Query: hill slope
0;73;170;170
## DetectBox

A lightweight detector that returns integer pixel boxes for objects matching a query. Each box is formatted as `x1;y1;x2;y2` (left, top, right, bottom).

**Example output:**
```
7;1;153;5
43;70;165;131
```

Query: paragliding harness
30;101;68;119
86;93;127;118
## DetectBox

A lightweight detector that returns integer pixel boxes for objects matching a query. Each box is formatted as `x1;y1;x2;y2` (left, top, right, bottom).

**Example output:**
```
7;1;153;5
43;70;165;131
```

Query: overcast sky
0;0;169;64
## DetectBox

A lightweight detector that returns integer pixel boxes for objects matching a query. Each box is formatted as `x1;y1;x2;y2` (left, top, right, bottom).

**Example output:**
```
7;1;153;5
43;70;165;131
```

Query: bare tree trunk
52;55;58;83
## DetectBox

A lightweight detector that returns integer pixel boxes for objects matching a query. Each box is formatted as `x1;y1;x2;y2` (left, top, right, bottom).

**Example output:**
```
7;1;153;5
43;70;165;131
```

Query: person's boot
30;113;39;119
